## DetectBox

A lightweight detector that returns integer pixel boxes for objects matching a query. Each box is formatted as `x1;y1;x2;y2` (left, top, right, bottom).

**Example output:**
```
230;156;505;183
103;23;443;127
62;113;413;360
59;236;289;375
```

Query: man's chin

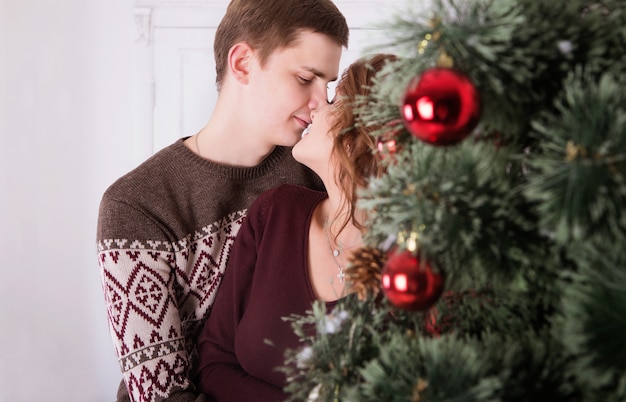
300;125;311;139
282;133;303;148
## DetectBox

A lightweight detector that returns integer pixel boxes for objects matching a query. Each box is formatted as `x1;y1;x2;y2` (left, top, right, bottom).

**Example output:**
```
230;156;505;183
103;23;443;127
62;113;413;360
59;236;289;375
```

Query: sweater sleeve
196;191;286;402
97;197;208;402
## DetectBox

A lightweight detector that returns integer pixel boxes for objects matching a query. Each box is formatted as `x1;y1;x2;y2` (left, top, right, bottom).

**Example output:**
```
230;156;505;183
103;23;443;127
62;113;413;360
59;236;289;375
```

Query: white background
0;1;413;400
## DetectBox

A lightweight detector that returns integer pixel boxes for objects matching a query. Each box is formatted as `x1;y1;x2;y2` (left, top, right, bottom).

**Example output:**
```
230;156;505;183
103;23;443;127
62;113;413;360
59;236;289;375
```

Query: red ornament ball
376;128;400;159
401;68;481;146
424;307;441;337
381;249;444;311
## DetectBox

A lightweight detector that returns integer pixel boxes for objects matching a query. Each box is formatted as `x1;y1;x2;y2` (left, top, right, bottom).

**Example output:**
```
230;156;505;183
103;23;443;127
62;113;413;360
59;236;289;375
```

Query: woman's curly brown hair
328;53;397;237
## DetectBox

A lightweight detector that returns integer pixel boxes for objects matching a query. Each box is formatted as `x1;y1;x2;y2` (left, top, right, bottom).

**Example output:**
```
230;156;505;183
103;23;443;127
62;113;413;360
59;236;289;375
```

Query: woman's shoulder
249;184;327;219
260;183;326;202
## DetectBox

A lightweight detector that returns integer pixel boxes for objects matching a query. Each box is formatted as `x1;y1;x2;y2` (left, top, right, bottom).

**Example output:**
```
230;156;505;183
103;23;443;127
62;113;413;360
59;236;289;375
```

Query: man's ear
228;42;253;85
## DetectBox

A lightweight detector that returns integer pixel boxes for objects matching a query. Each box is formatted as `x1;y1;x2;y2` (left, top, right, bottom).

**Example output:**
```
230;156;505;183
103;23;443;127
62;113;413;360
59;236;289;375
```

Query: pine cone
346;246;387;301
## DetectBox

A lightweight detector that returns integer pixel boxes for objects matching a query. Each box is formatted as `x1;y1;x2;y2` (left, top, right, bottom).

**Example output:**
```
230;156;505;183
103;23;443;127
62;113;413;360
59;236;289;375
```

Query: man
96;1;348;401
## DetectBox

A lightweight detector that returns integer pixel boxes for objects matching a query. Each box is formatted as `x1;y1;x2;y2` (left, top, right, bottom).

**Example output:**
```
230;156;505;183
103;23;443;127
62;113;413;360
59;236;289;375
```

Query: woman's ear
227;42;253;85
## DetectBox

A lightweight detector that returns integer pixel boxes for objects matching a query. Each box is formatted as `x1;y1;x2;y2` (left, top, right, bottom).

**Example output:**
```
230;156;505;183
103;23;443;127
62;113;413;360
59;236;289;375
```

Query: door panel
153;27;216;152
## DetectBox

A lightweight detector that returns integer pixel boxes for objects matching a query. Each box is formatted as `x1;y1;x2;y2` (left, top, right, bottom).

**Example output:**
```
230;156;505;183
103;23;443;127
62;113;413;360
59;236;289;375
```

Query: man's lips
295;116;311;129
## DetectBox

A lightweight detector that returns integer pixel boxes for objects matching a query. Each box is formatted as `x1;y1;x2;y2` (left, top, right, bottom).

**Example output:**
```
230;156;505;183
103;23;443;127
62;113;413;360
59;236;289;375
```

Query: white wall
0;1;410;401
1;1;139;401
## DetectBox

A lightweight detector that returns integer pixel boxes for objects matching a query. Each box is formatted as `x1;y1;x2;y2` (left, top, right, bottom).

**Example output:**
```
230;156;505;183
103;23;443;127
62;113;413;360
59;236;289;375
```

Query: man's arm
98;198;207;402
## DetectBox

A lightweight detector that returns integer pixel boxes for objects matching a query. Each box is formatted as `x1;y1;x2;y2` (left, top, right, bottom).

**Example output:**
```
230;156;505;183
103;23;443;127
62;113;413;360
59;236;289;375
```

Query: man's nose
308;83;328;111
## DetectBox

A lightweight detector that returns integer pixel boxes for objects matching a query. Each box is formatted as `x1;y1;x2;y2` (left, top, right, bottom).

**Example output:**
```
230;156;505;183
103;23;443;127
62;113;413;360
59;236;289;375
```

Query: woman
196;53;397;402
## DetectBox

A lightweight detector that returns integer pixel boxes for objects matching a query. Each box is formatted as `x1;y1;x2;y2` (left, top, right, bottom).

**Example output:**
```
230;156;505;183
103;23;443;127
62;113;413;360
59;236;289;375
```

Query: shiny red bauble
376;129;400;159
381;249;444;311
401;68;481;146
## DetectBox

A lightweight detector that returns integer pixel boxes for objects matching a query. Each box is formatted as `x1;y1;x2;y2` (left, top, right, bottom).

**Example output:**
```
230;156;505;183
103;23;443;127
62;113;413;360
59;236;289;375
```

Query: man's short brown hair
214;0;349;90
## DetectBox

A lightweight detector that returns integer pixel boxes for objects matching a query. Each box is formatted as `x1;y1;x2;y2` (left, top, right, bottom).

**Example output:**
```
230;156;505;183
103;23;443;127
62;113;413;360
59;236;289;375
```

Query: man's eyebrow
303;66;337;82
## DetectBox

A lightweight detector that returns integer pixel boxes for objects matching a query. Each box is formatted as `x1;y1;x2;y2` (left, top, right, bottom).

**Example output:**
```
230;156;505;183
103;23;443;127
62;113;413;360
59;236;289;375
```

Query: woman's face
292;96;338;180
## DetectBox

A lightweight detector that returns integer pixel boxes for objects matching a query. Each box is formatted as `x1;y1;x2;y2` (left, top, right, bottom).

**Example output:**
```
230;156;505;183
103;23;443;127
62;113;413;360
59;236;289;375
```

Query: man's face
246;30;343;148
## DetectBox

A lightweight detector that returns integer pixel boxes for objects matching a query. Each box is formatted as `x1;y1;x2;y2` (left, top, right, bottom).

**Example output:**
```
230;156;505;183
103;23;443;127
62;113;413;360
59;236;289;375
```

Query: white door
153;27;217;152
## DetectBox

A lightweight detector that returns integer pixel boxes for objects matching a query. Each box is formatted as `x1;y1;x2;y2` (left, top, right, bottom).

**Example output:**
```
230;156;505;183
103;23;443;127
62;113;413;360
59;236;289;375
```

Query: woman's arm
196;193;287;402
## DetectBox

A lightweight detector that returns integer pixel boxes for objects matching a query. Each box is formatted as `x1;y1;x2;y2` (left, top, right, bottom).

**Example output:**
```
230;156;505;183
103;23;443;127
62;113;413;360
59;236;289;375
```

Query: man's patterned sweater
96;139;321;402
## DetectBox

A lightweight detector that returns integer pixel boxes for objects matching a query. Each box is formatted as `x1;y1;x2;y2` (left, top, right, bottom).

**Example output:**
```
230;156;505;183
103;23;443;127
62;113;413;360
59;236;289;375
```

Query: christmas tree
281;0;626;400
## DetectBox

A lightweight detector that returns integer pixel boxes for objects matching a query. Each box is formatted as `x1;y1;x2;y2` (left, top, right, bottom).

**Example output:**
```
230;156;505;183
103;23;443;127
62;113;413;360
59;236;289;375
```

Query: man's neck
190;119;276;167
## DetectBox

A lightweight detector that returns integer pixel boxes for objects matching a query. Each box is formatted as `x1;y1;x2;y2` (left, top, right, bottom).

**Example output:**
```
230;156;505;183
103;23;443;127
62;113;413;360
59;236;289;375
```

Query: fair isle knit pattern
98;211;243;401
96;139;323;402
